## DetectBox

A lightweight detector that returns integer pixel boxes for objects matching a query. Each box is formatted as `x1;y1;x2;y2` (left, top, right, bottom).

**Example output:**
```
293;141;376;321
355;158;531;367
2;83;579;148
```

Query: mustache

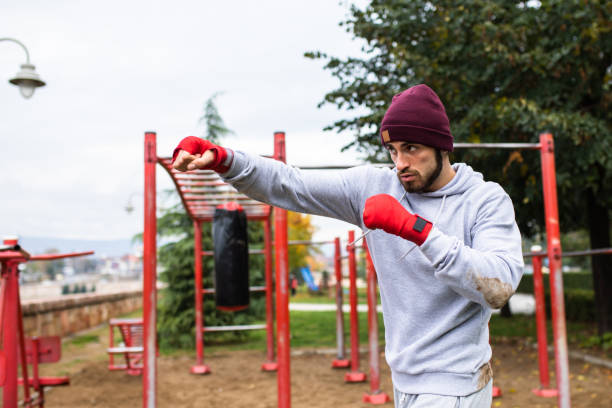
398;169;419;176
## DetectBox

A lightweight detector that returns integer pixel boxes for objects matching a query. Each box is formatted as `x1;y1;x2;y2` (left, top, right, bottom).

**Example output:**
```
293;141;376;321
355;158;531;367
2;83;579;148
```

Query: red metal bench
107;318;144;376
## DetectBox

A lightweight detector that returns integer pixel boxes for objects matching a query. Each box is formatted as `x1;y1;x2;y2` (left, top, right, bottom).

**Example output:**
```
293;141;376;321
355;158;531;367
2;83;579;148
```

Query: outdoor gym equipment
0;236;93;408
140;131;573;408
524;246;612;398
107;318;144;375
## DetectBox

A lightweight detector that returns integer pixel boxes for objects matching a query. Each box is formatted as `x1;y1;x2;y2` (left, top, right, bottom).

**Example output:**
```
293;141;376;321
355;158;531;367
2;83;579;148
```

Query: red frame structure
107;318;144;375
453;133;570;408
0;238;93;408
141;132;573;408
143;132;282;408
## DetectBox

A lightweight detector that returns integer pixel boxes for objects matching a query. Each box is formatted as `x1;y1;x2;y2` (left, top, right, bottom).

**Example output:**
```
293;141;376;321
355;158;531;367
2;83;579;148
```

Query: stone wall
21;290;142;337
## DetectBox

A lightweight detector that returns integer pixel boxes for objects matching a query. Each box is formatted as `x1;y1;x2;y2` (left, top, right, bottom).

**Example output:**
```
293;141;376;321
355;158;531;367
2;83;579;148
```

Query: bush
517;272;595;322
516;272;593;294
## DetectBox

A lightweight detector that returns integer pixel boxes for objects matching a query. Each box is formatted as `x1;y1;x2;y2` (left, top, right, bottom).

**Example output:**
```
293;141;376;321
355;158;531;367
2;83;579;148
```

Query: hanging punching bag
213;202;249;311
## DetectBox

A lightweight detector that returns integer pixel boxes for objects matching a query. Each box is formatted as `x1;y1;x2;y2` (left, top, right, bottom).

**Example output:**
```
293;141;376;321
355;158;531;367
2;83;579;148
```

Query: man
173;84;524;407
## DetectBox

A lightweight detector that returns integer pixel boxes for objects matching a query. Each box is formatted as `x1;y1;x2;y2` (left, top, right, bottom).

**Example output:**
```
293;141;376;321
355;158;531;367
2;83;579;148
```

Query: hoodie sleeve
418;184;524;309
219;150;367;226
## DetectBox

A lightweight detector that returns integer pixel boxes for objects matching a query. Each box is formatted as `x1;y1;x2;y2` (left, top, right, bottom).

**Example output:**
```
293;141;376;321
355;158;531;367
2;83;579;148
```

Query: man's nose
395;152;411;172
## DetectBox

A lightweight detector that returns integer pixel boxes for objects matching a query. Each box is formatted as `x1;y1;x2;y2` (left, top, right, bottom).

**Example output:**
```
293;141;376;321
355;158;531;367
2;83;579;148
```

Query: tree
199;92;233;143
288;211;320;272
307;1;612;334
155;93;265;349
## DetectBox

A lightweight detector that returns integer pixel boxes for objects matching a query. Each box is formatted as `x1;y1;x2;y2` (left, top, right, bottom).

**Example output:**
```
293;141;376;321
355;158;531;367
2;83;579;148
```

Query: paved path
289;293;536;314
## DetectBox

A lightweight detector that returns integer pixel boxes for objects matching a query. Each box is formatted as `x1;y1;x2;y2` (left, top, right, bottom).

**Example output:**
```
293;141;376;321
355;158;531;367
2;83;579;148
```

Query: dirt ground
40;338;611;408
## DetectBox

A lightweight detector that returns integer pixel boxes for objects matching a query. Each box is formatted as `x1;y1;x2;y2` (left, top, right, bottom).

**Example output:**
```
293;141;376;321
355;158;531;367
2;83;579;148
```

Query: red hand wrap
172;136;231;173
363;194;433;246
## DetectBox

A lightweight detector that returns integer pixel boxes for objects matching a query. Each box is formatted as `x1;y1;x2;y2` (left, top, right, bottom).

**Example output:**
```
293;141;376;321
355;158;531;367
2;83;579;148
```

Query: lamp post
1;37;46;99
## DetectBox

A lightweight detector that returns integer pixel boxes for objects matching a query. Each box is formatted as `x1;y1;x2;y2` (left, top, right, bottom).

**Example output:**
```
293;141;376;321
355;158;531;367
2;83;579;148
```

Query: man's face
386;141;443;193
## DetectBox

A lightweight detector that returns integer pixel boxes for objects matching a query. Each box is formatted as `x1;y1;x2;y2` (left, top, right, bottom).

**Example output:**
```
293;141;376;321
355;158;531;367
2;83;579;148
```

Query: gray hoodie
222;151;524;396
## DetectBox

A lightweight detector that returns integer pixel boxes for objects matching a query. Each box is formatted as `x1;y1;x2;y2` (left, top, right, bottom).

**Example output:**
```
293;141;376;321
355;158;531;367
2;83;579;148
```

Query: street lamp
1;37;46;99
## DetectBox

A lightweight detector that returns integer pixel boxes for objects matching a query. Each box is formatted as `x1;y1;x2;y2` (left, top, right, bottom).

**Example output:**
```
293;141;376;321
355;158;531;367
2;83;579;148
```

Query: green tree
155;93;265;349
199;92;233;143
288;211;320;271
307;1;612;334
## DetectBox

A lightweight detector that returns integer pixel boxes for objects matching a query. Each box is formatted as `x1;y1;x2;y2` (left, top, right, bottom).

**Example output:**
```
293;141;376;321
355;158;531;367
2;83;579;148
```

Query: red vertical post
531;248;557;397
262;216;278;371
345;230;366;382
331;237;349;368
143;131;158;408
362;240;390;404
539;133;570;408
16;291;31;405
274;131;291;408
191;220;210;374
1;260;20;408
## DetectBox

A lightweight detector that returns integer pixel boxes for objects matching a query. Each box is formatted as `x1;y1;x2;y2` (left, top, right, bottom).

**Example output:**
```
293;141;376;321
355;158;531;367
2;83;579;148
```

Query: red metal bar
29;250;94;261
143;131;158;408
274;131;291;408
331;237;349;368
539;133;570;408
262;217;278;371
191;220;210;375
2;260;20;408
16;289;32;406
345;230;366;383
531;250;558;398
362;240;390;404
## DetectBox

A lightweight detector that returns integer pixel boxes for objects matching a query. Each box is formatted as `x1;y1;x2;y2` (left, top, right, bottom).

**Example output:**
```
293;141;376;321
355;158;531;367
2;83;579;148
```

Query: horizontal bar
109;318;143;325
287;240;334;246
294;163;392;170
107;347;144;354
202;249;265;256
203;324;267;332
453;142;541;150
30;250;95;261
203;286;266;294
524;247;612;258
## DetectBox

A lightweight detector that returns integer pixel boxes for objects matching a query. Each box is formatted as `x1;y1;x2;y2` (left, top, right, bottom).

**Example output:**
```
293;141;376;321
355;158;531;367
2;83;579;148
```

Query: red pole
362;240;390;404
16;289;32;405
191;220;210;374
345;230;366;383
262;216;278;371
274;131;291;408
143;131;158;408
531;248;557;397
539;133;570;408
331;237;349;368
1;260;19;408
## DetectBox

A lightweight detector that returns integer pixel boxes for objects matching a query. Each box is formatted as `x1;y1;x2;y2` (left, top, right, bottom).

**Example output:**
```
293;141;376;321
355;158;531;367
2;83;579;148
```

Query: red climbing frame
143;132;281;408
0;238;93;408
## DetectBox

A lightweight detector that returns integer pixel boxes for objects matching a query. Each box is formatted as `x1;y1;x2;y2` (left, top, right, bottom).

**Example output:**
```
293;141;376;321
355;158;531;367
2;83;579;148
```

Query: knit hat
380;84;453;151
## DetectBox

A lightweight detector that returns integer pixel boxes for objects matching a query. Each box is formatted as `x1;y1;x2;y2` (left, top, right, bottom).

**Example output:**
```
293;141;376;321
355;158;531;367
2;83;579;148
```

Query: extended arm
172;136;368;226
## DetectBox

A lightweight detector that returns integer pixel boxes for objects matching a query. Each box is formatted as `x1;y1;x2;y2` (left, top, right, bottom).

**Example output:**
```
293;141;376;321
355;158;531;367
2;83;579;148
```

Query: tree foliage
307;0;612;333
156;93;264;349
199;92;233;143
288;211;320;272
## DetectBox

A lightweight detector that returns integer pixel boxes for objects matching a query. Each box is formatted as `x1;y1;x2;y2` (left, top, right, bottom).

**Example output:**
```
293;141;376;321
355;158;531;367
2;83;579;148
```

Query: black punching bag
213;202;249;311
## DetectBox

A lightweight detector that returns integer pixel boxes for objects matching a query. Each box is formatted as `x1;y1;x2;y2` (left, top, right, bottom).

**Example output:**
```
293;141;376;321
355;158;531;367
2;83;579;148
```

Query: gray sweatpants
393;380;492;408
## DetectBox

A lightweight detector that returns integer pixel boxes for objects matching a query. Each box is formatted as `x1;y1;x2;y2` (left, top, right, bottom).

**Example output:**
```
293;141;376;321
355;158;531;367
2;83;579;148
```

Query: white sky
1;1;372;244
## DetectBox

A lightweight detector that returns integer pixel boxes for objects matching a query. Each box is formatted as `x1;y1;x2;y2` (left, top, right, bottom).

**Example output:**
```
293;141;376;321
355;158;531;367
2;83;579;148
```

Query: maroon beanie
380;84;453;151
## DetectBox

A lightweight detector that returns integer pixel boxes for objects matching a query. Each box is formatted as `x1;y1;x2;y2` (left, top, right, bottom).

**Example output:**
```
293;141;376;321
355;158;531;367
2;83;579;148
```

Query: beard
397;149;443;193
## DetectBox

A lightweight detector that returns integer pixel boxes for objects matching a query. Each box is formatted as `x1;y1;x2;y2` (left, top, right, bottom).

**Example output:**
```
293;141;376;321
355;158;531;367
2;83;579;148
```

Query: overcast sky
1;1;373;245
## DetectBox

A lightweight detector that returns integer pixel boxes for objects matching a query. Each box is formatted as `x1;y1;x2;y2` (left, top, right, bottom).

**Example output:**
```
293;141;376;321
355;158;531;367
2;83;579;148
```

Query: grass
68;333;100;346
202;310;385;354
289;286;377;305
